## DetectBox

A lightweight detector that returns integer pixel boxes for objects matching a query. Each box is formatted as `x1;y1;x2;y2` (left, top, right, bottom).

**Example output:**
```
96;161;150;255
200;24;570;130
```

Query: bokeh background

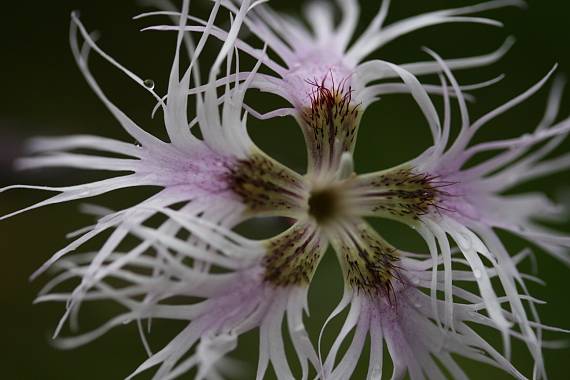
1;0;569;379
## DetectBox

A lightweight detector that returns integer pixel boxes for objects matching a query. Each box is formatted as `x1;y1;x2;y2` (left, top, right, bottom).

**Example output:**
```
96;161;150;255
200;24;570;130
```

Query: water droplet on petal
473;269;482;279
143;79;155;90
122;319;132;325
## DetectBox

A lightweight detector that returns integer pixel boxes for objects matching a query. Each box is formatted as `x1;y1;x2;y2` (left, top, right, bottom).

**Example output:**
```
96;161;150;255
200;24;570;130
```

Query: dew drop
143;79;155;90
412;277;421;285
473;269;482;279
122;319;132;325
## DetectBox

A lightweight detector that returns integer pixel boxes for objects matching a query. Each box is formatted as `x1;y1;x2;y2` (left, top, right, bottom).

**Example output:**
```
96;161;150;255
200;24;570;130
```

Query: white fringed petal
2;0;311;283
48;263;317;380
38;212;327;379
322;259;541;380
147;0;521;113
2;6;321;379
410;57;570;265
350;53;570;327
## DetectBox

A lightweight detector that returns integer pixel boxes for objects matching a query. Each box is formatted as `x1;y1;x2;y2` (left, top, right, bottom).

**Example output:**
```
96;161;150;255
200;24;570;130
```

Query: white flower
2;1;567;379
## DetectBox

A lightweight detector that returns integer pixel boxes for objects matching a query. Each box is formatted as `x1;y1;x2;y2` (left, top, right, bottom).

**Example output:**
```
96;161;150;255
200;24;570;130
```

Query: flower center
308;187;340;224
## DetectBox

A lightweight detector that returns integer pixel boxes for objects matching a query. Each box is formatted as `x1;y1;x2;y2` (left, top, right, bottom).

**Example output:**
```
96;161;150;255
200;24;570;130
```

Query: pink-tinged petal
42;217;327;380
140;1;526;180
323;261;541;380
158;0;520;113
2;8;322;379
2;0;312;289
351;53;570;276
323;214;548;379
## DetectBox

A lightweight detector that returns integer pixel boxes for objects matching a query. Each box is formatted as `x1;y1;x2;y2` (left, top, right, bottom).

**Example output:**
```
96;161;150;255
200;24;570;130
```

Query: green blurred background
1;0;569;379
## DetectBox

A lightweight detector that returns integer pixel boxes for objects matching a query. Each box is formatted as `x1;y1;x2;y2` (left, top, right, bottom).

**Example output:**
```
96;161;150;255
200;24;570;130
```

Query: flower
2;0;568;379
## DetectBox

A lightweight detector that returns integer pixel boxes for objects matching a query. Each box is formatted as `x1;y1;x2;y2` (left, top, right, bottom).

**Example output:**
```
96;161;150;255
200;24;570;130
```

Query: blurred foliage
1;0;569;379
